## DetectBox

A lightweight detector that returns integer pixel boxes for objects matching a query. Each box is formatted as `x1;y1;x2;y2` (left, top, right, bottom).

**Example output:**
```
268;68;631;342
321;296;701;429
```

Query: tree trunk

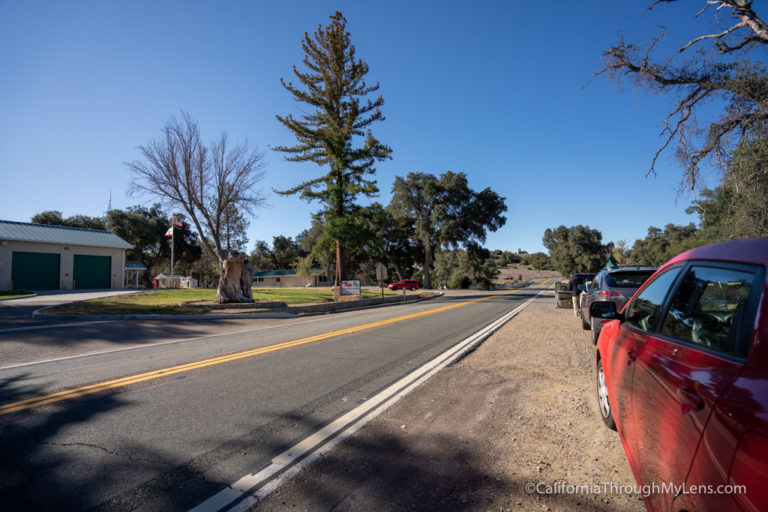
384;250;404;280
392;262;404;281
140;270;150;288
335;239;345;286
423;244;432;289
216;251;254;303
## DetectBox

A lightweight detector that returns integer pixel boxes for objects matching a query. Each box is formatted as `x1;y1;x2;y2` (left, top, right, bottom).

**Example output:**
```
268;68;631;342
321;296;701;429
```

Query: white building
252;268;331;287
154;274;198;289
0;220;132;290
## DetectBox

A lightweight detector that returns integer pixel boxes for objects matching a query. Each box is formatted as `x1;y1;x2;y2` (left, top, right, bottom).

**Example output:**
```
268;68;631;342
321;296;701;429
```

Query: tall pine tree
275;11;391;289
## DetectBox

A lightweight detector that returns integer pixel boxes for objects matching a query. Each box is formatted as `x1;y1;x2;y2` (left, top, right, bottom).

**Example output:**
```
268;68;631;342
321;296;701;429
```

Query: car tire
581;313;590;330
597;359;617;431
591;326;599;345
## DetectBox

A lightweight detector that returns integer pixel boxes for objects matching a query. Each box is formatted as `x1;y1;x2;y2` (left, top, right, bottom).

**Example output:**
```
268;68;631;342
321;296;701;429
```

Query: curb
30;309;299;321
31;292;443;321
0;293;38;302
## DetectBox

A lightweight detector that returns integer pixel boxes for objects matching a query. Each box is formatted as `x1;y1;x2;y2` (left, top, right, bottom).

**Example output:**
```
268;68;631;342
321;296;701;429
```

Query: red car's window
624;266;683;333
660;266;756;357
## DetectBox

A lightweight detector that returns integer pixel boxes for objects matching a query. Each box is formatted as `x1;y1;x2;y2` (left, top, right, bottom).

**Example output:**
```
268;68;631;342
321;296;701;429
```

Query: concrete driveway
0;289;137;330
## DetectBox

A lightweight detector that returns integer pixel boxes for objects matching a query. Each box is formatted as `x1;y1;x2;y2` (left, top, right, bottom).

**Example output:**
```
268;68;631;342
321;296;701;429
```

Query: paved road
0;289;137;329
0;286;543;512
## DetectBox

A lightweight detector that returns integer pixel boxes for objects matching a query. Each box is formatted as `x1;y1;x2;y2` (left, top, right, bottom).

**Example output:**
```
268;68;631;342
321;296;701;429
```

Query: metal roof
125;261;147;270
0;220;132;249
253;268;326;277
253;269;299;277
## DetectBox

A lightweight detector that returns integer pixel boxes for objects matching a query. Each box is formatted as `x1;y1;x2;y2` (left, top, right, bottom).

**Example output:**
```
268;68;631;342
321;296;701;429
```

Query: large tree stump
216;251;254;303
240;258;254;302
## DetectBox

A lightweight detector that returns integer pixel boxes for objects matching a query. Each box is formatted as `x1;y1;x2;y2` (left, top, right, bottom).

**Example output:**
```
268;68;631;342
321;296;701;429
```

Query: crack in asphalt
8;425;175;469
37;440;175;468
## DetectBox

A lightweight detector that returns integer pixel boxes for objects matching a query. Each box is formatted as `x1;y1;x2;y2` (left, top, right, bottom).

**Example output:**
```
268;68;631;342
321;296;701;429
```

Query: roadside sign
375;263;388;297
375;263;388;281
341;280;361;296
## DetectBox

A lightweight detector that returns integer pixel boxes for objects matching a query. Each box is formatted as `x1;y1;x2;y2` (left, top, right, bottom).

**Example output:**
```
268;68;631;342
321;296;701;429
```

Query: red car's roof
666;237;768;268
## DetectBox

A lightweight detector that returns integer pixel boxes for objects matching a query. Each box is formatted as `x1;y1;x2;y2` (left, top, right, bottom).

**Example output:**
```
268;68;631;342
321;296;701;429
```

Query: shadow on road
0;380;131;512
434;291;543;303
0;318;289;368
252;411;619;512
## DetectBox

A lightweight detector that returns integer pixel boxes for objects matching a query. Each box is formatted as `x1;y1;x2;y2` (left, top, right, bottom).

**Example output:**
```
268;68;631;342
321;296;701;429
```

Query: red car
591;237;768;512
388;279;419;291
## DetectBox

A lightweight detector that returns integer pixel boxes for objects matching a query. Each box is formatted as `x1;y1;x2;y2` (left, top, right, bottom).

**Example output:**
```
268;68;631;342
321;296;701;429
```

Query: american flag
165;216;182;237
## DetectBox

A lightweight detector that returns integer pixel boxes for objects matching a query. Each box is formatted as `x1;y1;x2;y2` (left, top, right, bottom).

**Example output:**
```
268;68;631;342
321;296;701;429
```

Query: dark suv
580;266;657;343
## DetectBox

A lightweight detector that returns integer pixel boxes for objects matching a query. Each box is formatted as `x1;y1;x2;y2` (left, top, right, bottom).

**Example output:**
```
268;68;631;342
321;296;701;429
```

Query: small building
0;220;132;290
124;261;147;288
154;273;198;289
252;268;331;287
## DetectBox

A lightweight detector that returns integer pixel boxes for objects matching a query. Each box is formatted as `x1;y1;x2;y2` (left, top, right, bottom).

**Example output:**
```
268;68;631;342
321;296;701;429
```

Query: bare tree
594;0;768;191
127;112;266;302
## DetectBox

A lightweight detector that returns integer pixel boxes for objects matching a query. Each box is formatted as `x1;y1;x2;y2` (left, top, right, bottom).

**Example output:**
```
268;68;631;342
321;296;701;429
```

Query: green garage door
11;252;60;290
73;255;111;289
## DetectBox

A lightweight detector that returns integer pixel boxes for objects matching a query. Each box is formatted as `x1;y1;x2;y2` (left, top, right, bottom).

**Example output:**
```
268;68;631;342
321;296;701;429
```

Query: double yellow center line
0;281;551;416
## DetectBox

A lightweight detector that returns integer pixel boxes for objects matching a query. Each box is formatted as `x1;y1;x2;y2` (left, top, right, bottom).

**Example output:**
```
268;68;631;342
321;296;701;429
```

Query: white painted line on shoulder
188;290;545;512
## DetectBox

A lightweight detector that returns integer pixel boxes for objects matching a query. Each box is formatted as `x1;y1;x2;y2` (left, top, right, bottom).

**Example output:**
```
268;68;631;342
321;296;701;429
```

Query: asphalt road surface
0;290;136;330
0;286;545;512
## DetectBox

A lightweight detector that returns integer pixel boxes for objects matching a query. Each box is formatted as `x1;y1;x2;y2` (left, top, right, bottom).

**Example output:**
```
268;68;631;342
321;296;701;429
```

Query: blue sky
0;1;727;253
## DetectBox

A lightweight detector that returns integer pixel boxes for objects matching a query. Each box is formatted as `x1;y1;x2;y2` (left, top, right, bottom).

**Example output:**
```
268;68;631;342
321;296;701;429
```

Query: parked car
580;265;657;344
591;237;768;512
553;279;573;308
388;279;419;291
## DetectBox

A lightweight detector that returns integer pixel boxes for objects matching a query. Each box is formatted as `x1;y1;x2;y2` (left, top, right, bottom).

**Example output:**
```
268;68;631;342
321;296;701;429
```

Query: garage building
0;220;132;291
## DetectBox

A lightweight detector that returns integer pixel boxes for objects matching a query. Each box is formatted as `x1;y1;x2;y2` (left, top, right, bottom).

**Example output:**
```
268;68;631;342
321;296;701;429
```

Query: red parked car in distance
387;279;419;291
591;237;768;512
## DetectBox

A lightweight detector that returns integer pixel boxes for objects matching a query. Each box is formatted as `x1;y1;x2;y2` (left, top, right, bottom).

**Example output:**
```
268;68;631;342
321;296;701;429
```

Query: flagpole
170;222;175;288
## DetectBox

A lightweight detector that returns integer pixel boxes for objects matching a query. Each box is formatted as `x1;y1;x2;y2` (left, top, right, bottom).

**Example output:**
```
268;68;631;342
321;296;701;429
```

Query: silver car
580;266;657;344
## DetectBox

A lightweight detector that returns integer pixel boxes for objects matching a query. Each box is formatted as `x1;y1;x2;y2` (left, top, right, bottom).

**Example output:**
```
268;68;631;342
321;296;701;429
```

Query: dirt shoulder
253;289;644;511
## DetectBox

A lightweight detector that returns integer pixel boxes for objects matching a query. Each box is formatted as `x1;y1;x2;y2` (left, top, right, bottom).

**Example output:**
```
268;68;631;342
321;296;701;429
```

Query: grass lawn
47;289;213;315
45;287;401;315
0;290;34;300
252;287;398;304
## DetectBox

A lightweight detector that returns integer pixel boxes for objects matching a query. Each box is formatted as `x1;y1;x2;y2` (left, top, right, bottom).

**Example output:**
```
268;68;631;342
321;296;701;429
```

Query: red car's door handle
626;351;637;365
677;388;704;411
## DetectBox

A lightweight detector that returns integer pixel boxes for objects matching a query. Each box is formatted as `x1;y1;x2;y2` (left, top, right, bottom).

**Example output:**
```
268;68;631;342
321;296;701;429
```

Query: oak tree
542;225;607;276
31;211;106;231
627;223;698;265
596;0;768;191
390;172;507;289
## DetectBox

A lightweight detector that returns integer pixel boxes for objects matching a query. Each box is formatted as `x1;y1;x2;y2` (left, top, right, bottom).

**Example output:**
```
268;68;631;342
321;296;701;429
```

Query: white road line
0;321;116;334
188;290;545;512
0;300;444;371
